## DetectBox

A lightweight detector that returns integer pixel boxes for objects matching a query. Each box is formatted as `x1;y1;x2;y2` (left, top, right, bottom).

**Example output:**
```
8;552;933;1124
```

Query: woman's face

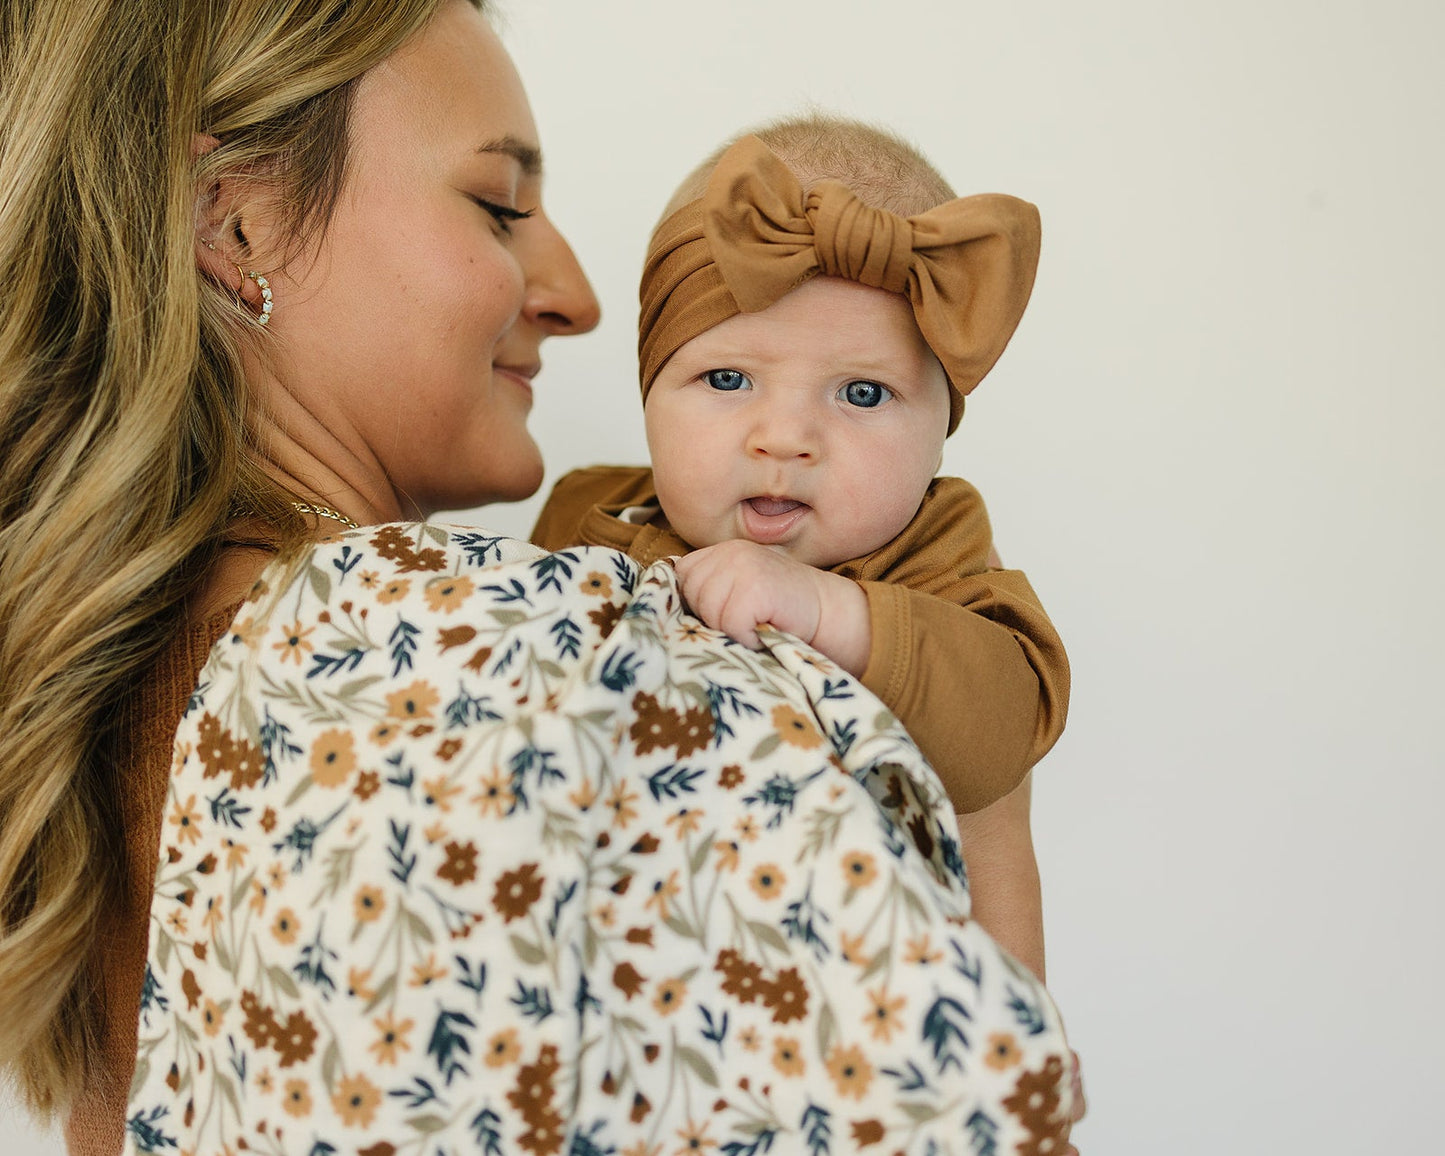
256;1;599;517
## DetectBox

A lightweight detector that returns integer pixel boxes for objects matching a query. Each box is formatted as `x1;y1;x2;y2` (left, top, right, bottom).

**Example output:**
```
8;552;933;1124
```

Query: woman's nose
519;212;601;336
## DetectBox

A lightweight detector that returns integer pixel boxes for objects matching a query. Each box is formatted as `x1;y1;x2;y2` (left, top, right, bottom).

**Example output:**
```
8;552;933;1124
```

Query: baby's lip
739;495;811;545
745;496;807;517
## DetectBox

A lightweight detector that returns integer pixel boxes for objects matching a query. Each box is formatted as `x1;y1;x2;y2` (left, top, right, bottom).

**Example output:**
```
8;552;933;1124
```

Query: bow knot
808;184;915;294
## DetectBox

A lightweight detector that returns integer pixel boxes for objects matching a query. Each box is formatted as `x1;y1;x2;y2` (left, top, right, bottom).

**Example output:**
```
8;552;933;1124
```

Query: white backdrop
7;1;1442;1152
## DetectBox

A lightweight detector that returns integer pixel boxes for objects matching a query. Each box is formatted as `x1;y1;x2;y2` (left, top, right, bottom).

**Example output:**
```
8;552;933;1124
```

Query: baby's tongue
747;497;804;516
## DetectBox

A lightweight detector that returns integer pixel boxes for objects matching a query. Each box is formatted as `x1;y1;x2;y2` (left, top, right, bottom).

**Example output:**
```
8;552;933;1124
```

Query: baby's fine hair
661;111;956;221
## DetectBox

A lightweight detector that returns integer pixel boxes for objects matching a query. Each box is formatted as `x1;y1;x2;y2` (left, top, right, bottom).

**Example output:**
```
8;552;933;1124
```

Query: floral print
126;525;1073;1155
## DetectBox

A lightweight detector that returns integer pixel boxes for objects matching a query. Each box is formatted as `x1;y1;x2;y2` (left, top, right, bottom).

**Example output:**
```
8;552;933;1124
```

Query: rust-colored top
64;605;240;1156
531;465;1069;812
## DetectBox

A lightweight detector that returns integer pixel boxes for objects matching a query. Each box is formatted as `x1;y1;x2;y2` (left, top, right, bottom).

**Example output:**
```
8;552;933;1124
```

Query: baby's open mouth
740;496;810;545
745;496;807;517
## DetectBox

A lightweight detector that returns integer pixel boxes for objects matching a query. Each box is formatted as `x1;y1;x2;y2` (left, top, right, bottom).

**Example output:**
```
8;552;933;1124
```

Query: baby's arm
676;541;1049;977
956;772;1044;979
672;539;872;674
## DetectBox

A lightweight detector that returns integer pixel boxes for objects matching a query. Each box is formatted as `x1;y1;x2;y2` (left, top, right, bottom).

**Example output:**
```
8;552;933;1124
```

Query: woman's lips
494;363;539;396
740;496;810;543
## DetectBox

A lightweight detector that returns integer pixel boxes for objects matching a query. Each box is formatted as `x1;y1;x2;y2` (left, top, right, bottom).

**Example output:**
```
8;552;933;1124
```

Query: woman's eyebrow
475;135;542;176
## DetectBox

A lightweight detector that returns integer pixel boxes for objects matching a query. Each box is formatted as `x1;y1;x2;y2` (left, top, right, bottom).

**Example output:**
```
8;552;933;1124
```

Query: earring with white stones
235;264;274;326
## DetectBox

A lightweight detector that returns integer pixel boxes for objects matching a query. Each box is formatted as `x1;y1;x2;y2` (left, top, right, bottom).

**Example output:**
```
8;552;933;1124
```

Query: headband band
638;135;1042;434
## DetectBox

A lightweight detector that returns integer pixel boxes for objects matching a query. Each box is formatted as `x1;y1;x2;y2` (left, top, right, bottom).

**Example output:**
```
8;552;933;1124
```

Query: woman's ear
193;134;237;289
192;133;273;313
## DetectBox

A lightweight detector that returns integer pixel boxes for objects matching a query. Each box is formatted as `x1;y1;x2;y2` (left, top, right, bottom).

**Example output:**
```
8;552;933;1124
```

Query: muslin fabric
639;136;1041;433
124;525;1074;1154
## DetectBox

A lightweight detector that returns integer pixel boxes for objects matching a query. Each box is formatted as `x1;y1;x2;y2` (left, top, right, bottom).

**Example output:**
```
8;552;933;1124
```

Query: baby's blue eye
842;380;891;408
705;368;750;392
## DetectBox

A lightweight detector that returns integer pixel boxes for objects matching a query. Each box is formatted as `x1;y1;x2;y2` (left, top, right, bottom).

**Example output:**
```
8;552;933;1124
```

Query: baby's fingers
674;558;763;648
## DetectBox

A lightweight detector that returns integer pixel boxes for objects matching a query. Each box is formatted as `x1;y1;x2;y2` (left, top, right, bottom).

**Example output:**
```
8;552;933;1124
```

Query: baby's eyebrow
475;135;542;176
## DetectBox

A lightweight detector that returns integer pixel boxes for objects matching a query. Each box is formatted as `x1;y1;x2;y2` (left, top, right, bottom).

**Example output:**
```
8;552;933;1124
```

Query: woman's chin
425;454;545;515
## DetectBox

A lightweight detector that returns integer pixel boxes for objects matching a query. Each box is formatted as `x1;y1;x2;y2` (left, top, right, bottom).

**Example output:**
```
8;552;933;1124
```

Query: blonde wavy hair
0;0;482;1115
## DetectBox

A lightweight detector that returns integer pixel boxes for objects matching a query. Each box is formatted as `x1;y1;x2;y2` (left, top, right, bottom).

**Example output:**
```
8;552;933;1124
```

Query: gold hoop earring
235;264;273;326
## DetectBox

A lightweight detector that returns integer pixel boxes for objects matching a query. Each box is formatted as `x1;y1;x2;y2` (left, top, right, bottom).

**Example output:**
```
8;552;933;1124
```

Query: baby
533;115;1068;974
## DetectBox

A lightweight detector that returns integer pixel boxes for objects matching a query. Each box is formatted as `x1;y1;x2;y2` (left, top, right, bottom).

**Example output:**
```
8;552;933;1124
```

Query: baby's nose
747;414;816;460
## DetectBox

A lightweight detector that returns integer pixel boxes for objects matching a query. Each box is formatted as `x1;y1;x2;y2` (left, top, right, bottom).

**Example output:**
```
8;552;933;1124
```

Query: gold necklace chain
291;501;359;529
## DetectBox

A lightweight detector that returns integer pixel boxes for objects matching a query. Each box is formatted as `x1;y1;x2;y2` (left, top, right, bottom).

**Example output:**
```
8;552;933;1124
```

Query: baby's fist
672;541;869;674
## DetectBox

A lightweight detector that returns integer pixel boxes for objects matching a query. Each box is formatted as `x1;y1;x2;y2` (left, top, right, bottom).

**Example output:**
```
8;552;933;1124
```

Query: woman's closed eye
840;379;892;408
471;197;535;234
704;368;750;392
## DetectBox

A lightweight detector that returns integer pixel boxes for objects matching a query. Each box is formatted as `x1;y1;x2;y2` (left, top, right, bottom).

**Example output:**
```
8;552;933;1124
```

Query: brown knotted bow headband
638;135;1042;434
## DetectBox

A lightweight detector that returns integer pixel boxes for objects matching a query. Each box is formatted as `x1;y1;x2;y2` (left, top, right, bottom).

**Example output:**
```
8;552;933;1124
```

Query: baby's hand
672;540;870;675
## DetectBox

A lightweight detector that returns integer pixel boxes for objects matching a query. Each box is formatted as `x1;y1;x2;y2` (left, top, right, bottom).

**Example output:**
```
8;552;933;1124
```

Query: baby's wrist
808;575;870;677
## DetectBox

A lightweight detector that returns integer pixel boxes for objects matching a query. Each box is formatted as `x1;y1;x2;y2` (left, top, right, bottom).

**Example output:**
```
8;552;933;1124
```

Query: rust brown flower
715;948;765;1005
1003;1055;1067;1136
628;692;688;755
273;1010;318;1068
507;1044;564;1154
370;524;446;573
672;705;714;758
613;961;647;1000
760;966;809;1024
195;713;264;790
437;624;478;652
240;991;276;1049
437;839;479;886
849;1119;885;1148
493;862;544;922
588;601;625;638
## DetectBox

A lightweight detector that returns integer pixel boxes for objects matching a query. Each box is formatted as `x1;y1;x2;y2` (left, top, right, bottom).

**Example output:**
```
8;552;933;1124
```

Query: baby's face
645;276;951;569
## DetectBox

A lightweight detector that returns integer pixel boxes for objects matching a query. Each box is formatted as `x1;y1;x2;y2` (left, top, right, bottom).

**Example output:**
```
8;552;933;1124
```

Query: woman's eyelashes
471;197;535;234
840;379;892;408
704;368;750;392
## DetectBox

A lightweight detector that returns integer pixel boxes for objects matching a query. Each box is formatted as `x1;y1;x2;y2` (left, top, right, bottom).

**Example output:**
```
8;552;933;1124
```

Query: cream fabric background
7;1;1442;1152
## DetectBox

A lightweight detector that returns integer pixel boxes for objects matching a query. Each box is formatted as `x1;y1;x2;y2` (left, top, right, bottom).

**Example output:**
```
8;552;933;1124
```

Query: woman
0;3;1076;1153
